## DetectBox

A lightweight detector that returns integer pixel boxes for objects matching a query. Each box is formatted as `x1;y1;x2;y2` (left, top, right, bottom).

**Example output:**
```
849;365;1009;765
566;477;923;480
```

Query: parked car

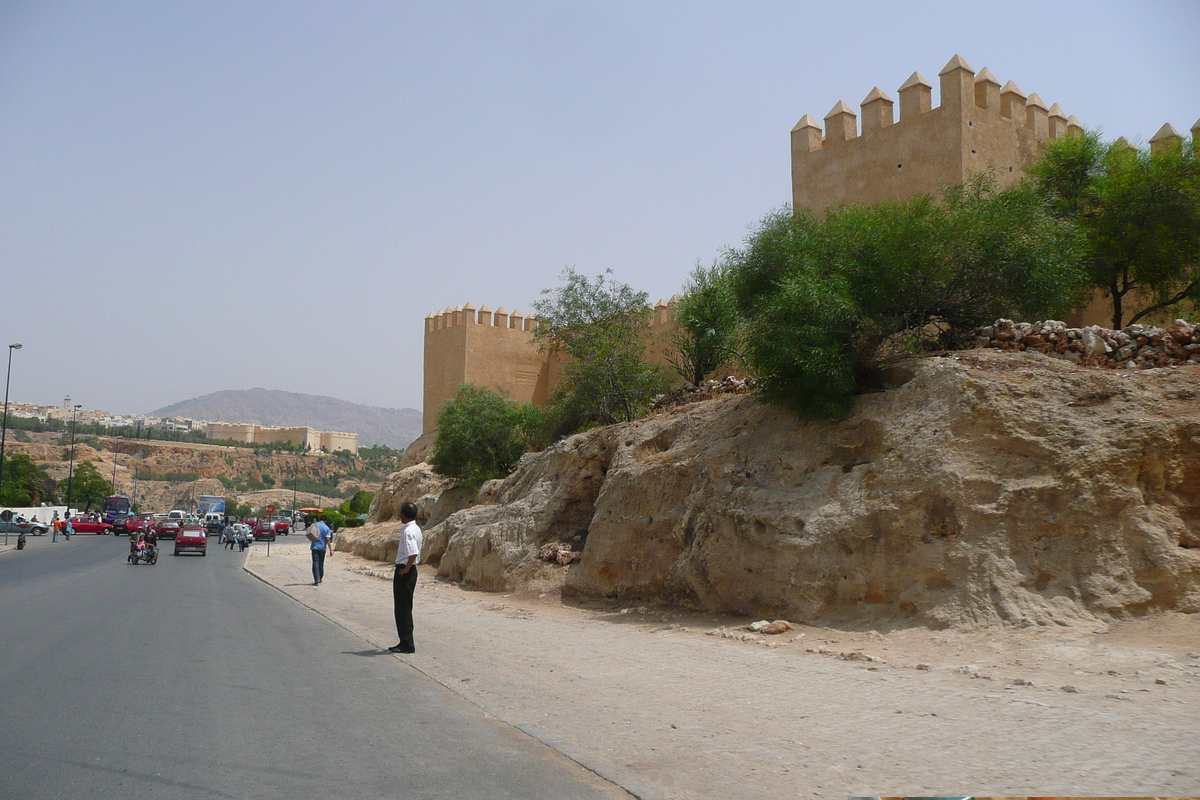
0;514;50;536
68;516;113;534
253;520;276;542
154;519;182;540
173;525;207;556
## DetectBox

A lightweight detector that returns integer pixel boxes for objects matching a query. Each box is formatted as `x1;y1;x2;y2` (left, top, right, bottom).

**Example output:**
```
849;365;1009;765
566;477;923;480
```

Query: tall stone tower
790;55;1081;213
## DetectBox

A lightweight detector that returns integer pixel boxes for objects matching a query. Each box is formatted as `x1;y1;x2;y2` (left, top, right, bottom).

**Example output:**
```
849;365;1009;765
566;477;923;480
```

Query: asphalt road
0;536;631;800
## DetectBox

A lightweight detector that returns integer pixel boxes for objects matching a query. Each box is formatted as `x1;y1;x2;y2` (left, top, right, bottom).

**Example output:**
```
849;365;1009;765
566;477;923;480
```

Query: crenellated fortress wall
791;54;1082;212
420;54;1196;429
422;300;678;433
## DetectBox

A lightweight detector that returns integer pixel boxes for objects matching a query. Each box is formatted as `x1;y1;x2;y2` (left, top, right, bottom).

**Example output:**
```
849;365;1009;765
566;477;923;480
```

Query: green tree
1028;130;1200;328
532;268;669;427
338;489;375;517
665;261;744;384
728;177;1084;417
430;384;528;490
225;498;253;519
0;453;56;506
67;461;112;511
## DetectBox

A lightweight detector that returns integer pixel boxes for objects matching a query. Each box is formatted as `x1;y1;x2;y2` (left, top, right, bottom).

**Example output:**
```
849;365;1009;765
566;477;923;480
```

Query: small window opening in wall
897;163;903;169
971;149;976;154
1009;166;1014;172
968;120;973;127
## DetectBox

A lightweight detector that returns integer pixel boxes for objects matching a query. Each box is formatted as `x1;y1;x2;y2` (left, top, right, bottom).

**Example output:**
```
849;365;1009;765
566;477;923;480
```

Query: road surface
0;535;630;800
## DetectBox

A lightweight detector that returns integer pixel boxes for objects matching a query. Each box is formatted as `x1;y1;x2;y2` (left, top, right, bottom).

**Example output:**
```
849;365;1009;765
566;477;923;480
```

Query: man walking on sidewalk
310;518;332;585
388;503;422;654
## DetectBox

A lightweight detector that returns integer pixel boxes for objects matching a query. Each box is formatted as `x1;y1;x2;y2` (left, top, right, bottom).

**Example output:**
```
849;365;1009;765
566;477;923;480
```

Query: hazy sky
2;1;1197;416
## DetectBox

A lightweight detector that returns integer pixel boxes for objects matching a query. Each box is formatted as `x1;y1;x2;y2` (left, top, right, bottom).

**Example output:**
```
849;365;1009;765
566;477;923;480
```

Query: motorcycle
16;533;26;550
128;545;158;565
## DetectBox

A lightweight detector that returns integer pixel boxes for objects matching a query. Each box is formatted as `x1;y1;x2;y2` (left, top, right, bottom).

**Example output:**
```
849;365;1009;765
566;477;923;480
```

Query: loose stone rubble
650;375;754;410
538;541;582;565
972;318;1200;369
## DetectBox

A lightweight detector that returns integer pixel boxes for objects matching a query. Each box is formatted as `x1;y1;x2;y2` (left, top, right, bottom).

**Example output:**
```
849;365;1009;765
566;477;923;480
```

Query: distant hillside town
4;396;359;454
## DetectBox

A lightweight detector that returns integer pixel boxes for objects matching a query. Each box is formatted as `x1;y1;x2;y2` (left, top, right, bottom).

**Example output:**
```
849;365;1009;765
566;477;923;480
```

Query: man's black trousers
393;564;418;647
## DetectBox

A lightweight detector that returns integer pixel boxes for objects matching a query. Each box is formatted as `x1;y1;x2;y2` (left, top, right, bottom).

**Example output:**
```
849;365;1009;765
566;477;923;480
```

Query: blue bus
102;494;133;525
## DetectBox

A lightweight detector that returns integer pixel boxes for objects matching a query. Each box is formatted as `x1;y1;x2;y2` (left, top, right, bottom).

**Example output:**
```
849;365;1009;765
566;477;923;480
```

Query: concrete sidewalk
245;539;1199;800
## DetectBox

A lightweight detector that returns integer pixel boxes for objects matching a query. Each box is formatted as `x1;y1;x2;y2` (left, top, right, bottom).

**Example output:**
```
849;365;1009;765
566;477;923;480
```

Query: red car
113;515;152;536
173;525;207;556
273;518;291;536
154;519;182;540
253;520;276;542
68;516;113;534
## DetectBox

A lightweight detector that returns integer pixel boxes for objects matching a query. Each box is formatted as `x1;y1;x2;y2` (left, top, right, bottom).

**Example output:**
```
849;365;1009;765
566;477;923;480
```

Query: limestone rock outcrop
351;350;1200;629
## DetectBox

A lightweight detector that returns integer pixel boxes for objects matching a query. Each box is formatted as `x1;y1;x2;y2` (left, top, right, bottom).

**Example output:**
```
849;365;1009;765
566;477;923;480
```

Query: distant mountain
149;389;422;450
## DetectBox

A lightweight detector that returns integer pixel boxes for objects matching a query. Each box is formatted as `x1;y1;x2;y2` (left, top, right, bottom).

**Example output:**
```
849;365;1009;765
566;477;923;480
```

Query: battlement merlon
938;53;975;109
790;54;1088;213
791;55;1078;156
424;303;541;333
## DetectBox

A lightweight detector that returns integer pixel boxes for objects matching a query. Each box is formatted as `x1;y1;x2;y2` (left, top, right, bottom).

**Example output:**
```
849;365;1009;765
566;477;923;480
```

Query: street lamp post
291;461;298;530
65;403;81;517
0;343;23;546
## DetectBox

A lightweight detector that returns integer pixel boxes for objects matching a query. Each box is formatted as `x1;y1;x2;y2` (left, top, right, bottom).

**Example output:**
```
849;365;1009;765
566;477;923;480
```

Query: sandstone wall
421;299;682;434
791;55;1067;214
353;350;1200;629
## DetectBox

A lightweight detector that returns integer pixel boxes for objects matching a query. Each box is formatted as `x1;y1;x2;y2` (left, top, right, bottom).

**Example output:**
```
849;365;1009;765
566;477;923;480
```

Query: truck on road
0;510;49;536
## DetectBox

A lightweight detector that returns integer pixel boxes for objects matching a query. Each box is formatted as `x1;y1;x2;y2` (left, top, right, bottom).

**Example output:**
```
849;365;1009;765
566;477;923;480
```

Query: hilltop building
204;422;359;454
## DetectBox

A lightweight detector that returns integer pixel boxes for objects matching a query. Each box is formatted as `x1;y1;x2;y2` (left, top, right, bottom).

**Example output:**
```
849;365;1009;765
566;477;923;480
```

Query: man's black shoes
387;644;416;654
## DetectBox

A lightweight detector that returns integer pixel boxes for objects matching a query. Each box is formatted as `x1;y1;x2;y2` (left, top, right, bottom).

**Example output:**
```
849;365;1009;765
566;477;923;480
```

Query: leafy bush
533;268;670;428
430;384;528;490
0;453;56;506
666;261;744;384
728;176;1084;417
337;490;375;525
226;498;252;519
2;416;65;433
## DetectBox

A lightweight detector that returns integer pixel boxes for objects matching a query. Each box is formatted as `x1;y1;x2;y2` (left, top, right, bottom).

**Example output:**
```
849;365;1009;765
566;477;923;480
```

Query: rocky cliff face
346;350;1200;629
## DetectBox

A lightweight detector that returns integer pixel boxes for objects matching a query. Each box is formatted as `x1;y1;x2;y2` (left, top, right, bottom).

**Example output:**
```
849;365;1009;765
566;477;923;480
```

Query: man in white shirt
388;502;423;654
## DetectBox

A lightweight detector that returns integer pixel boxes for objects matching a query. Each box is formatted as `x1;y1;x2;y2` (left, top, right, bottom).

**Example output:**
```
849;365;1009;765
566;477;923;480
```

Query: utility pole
65;403;81;515
0;343;22;546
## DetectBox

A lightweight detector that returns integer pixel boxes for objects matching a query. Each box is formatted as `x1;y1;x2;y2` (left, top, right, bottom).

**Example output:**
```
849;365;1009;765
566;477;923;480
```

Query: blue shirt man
310;520;332;586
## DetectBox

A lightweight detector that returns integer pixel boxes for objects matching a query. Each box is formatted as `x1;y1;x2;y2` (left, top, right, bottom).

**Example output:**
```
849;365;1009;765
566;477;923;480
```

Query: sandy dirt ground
244;539;1199;800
